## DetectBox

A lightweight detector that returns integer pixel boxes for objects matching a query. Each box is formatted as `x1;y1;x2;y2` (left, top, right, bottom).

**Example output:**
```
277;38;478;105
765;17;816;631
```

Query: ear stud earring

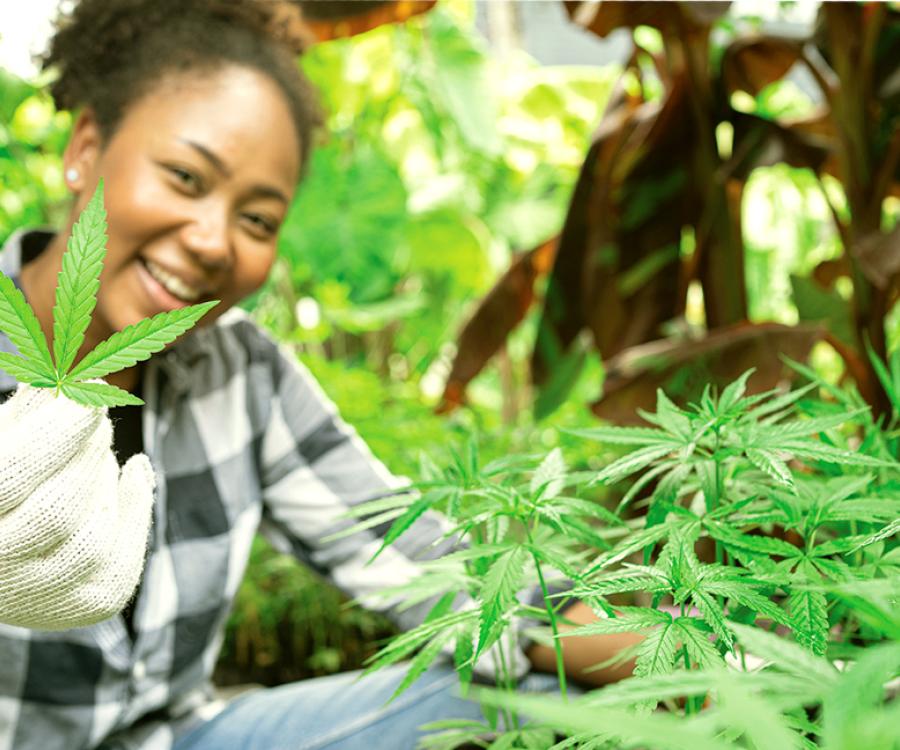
65;168;80;183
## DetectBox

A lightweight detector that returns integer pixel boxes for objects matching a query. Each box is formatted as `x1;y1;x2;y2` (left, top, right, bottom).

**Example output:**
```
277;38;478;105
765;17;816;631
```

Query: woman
0;2;638;748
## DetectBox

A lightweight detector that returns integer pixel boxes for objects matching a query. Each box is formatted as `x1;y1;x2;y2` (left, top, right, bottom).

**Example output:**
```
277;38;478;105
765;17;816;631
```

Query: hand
0;383;155;630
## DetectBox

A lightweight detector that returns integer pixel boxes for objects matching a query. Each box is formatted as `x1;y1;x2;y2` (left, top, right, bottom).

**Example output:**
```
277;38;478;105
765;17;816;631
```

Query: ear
62;109;104;193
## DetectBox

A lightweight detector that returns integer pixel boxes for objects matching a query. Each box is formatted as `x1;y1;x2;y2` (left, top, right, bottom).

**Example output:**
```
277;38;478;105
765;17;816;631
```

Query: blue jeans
173;665;561;750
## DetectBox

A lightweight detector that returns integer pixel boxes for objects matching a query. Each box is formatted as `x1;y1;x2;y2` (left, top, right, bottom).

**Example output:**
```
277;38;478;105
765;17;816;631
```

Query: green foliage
354;371;899;748
0;184;217;406
254;5;615;397
0;71;70;247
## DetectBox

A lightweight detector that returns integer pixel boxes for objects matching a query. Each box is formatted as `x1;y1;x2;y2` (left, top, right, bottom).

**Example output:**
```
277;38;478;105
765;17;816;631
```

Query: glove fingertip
119;453;157;501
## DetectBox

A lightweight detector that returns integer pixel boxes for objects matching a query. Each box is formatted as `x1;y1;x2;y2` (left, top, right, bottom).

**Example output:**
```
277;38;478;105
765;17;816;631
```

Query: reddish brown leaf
563;1;728;38
591;323;826;424
722;36;804;96
856;225;900;290
727;112;832;178
811;258;849;289
532;77;698;389
298;1;436;42
437;239;558;414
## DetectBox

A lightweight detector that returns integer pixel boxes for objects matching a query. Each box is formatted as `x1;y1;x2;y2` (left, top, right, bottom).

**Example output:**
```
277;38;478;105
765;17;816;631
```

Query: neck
19;231;141;394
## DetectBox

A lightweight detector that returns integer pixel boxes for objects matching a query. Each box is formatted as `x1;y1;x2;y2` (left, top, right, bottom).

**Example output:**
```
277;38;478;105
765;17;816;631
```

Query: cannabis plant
354;369;898;749
0;183;217;406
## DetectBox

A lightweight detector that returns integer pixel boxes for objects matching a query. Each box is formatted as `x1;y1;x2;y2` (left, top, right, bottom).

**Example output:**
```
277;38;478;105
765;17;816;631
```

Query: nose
180;202;231;271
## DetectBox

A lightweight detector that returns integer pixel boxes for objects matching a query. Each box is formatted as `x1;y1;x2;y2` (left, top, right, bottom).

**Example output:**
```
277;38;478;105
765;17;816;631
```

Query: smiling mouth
141;258;205;302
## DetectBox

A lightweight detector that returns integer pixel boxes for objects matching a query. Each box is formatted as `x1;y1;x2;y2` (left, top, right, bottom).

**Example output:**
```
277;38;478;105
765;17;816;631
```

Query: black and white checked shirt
0;230;524;750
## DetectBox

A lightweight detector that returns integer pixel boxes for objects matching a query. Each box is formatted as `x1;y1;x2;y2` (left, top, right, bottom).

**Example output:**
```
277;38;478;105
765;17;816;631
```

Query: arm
256;343;463;631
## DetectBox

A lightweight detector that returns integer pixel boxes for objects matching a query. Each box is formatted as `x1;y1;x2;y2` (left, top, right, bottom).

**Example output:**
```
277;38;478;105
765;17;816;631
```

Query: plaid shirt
0;230;526;750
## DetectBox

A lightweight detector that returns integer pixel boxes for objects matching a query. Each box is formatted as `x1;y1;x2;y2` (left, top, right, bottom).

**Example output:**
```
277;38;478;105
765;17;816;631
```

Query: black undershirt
109;381;145;641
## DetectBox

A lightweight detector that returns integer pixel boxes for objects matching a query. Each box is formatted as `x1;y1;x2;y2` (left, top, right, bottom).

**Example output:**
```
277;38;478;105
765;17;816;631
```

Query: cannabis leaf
477;545;527;658
52;186;107;376
0;274;55;380
0;182;218;407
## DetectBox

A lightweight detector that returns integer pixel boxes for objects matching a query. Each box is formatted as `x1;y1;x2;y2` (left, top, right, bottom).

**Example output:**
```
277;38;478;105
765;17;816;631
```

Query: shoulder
207;307;282;365
178;308;321;405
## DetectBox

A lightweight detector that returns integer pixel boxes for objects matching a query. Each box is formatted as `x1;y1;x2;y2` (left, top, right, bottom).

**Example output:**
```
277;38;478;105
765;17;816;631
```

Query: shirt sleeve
255;341;460;633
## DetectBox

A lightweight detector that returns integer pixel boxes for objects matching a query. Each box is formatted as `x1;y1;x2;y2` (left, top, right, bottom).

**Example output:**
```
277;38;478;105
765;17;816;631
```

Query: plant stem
493;634;518;730
531;547;568;701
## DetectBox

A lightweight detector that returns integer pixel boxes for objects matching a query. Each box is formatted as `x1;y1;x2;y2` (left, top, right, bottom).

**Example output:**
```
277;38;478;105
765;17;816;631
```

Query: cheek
231;246;276;299
100;175;172;265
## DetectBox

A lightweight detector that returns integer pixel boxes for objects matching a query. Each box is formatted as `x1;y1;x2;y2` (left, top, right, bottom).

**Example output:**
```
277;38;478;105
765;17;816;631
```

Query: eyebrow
180;139;289;205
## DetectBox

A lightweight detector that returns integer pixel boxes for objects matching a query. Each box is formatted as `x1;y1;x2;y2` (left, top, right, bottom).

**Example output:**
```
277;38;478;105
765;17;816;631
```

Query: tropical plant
442;1;900;423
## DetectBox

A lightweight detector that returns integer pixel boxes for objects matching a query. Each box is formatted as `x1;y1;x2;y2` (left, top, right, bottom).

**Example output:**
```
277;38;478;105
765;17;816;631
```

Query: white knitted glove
0;383;156;630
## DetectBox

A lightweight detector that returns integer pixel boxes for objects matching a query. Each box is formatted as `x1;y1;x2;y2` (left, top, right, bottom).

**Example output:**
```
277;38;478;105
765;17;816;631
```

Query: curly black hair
43;0;321;171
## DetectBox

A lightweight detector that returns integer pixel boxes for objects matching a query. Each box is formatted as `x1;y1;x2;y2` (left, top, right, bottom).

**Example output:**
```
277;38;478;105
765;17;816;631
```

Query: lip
135;258;204;312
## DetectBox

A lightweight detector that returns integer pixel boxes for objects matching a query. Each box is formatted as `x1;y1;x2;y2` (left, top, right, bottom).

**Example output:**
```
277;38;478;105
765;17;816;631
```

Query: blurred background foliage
1;0;896;686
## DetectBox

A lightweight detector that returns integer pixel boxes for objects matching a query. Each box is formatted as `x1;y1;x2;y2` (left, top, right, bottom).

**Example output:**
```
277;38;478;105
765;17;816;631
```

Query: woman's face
64;65;302;338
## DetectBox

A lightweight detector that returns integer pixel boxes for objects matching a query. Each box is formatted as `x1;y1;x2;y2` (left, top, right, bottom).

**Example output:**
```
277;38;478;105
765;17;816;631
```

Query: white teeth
144;260;202;302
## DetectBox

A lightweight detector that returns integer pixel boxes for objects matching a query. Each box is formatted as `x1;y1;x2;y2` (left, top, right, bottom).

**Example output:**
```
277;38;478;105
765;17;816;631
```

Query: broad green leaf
423;590;458;624
67;300;218;381
529;544;583;581
60;380;143;407
0;273;55;380
52;183;107;376
651;388;692;437
548;496;625;526
476;545;527;658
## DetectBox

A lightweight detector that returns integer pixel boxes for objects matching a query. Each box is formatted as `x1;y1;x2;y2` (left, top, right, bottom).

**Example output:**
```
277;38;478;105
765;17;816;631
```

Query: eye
164;164;204;195
240;212;278;239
